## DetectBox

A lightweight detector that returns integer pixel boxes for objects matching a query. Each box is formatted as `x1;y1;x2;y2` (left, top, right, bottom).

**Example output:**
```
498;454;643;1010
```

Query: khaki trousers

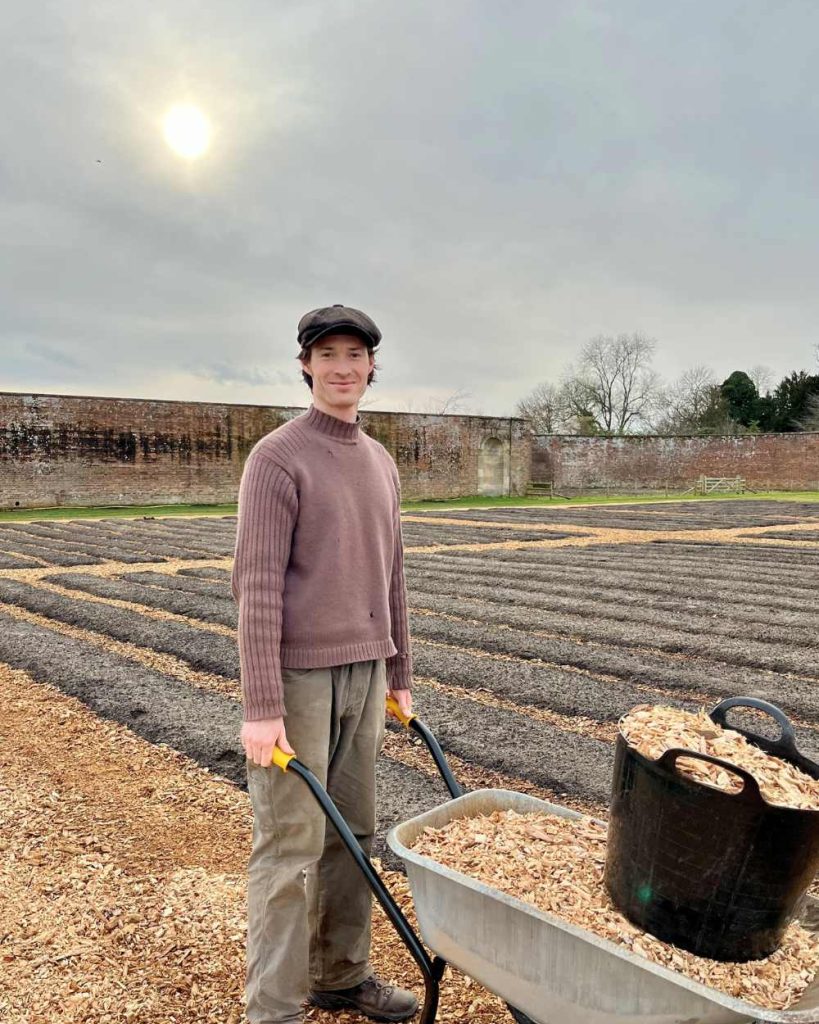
245;660;387;1024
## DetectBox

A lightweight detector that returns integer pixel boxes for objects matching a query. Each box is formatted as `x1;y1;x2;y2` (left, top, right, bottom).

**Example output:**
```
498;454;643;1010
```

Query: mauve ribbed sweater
231;404;411;721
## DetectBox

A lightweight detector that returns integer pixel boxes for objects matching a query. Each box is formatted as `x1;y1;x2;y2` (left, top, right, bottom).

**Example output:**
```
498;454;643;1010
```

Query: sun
162;104;211;159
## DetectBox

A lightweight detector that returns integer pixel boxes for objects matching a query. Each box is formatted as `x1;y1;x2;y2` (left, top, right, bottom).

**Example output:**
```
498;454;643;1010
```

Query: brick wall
0;392;529;508
533;433;819;492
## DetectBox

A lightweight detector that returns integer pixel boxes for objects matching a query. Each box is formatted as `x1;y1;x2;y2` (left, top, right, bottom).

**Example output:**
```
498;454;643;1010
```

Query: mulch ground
3;499;819;1021
0;665;508;1023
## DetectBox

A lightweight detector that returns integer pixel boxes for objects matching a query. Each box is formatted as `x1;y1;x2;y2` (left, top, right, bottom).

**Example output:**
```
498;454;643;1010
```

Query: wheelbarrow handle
271;747;295;772
386;694;416;728
386;697;463;800
268;751;446;1024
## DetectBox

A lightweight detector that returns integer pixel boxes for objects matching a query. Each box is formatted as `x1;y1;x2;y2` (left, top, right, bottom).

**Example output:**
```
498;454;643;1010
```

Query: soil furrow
410;592;819;677
406;558;819;617
418;675;616;741
45;573;239;628
408;612;819;722
411;641;695;721
425;544;819;578
122;571;232;599
397;679;616;804
178;566;233;581
0;549;43;569
381;729;606;819
0;532;103;566
0;522;174;563
30;578;235;637
0;613;247;785
401;524;564;544
0;579;240;679
406;573;819;646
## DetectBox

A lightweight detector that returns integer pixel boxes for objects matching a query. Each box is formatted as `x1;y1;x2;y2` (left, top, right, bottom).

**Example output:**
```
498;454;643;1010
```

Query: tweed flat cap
297;304;382;350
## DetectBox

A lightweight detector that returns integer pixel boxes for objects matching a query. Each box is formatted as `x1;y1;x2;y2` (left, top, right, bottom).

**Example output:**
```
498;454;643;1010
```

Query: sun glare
162;104;211;159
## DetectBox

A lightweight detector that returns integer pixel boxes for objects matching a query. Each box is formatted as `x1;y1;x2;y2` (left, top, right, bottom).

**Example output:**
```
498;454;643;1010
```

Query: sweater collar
304;404;361;443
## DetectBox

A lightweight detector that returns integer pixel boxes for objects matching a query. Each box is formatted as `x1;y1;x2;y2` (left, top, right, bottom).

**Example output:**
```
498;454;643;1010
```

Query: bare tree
514;381;573;433
436;388;472;415
749;364;774;396
653;365;718;433
394;388;474;415
565;333;661;434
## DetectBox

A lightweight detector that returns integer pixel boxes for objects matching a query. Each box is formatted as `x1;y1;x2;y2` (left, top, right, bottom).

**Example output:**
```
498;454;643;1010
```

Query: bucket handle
709;696;800;761
658;747;763;803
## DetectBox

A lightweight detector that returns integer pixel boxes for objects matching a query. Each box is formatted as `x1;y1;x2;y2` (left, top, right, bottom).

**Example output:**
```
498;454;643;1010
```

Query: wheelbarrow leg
507;1005;537;1024
285;756;447;1023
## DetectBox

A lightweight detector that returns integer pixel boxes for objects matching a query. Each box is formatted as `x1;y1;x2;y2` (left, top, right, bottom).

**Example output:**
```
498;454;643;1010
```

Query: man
231;304;418;1024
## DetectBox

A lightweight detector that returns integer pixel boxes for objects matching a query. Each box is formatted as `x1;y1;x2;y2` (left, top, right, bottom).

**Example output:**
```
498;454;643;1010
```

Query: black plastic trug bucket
605;697;819;961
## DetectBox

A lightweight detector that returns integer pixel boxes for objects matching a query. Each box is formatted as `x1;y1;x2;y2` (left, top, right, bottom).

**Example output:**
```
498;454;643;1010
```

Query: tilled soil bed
4;500;819;1020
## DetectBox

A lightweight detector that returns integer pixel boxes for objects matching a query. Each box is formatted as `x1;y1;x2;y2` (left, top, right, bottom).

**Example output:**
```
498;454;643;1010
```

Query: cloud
2;1;819;413
192;362;294;388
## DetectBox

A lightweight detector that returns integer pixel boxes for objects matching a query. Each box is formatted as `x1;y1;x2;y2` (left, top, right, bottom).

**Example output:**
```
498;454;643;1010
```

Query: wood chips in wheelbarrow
620;705;819;810
412;808;819;1010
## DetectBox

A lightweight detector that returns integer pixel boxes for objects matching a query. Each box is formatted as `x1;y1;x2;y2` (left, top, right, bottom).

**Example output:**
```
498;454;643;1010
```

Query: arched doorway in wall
478;436;508;496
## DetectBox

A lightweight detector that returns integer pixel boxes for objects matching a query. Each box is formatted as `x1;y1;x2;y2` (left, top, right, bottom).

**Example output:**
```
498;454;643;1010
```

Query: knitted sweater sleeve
231;450;298;720
386;471;412;691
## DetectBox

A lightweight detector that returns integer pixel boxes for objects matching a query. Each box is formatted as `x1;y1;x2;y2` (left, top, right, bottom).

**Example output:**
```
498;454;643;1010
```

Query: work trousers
245;659;387;1024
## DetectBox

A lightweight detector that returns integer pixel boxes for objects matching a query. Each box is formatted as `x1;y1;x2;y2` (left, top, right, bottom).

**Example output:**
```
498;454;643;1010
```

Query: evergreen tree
720;371;760;428
768;371;819;431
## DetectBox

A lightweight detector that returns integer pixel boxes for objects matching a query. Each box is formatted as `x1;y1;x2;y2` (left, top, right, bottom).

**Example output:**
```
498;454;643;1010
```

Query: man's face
301;334;375;413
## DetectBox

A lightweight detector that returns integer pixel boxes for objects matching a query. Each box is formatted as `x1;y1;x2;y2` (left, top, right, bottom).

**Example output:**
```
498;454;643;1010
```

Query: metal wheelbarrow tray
275;698;819;1024
388;786;819;1024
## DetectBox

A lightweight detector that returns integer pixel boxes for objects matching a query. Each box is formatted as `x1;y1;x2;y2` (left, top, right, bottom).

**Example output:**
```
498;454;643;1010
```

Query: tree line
515;334;819;436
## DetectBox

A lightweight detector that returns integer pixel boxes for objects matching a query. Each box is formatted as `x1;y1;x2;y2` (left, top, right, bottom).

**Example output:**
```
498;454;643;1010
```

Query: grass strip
4;491;819;522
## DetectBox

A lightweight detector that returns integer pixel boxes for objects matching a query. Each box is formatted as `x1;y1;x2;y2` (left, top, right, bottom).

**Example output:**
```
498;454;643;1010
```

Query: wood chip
412;808;819;1010
621;705;819;810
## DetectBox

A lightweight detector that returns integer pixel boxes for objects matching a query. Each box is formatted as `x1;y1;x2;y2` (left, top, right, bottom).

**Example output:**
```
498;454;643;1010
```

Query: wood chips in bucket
620;705;819;810
412;808;819;1010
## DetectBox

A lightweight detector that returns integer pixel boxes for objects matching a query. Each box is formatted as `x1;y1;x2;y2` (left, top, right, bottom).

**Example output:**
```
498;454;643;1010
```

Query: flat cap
297;304;382;350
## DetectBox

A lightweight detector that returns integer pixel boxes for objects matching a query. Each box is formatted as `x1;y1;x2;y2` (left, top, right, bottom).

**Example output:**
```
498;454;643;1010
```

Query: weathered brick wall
533;433;819;492
0;392;529;508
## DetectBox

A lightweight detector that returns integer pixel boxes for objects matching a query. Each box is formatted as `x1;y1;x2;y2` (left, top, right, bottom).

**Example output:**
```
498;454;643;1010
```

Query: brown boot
309;974;418;1022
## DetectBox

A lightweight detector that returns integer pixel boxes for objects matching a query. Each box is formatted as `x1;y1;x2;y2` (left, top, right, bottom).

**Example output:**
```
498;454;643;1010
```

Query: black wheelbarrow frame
270;695;533;1024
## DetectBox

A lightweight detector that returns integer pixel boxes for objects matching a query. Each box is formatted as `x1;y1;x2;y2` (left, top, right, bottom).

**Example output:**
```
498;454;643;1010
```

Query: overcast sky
2;1;818;416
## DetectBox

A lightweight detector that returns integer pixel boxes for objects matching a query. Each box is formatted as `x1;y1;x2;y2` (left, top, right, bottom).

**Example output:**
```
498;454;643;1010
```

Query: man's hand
388;688;413;719
241;717;294;767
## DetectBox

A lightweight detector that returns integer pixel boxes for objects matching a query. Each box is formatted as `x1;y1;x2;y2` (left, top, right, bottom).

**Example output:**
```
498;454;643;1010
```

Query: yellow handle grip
386;695;416;728
271;747;295;772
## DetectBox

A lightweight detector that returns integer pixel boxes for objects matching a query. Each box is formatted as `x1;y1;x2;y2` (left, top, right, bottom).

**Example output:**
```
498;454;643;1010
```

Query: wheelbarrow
271;698;819;1024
